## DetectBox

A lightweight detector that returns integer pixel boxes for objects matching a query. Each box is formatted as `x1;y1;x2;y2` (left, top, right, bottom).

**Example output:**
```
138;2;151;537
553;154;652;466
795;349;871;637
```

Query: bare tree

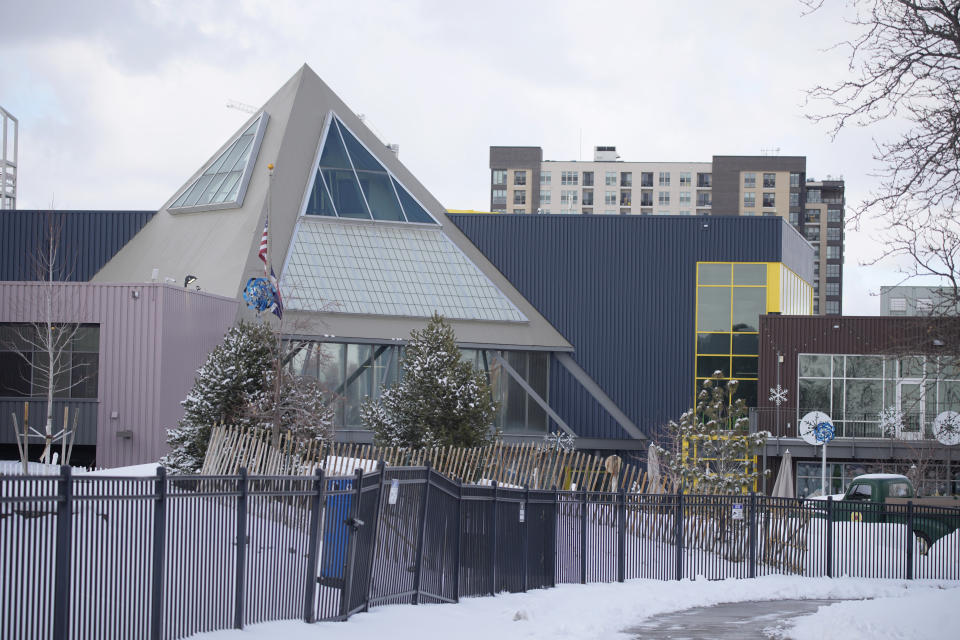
5;213;90;467
805;0;960;299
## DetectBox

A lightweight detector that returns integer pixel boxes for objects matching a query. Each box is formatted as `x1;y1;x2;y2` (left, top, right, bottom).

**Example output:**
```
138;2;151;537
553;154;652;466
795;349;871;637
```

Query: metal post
453;480;462;603
580;486;587;584
341;468;365;616
617;487;626;583
825;496;834;578
363;462;386;612
150;467;167;640
748;492;757;579
675;490;684;581
303;468;325;623
53;465;73;640
490;481;498;596
412;463;431;605
234;468;248;629
550;487;558;588
905;500;914;581
522;486;529;593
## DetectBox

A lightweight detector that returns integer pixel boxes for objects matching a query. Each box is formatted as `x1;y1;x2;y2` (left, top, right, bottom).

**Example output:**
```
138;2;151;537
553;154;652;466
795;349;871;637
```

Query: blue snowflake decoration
814;421;835;443
243;277;277;314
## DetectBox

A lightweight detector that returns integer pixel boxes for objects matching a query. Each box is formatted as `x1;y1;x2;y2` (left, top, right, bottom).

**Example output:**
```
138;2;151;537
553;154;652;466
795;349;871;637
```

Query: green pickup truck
829;474;960;553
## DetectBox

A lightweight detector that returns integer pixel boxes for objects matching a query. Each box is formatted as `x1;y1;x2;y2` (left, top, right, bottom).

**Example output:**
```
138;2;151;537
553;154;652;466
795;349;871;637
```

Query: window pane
503;351;527;431
846;355;882;379
344;344;373;426
732;356;757;378
733;379;757;407
319;121;354;170
322;168;370;219
732;287;766;332
356;171;405;221
699;263;731;285
0;324;35;351
901;357;924;378
799;354;831;378
71;353;98;399
731;334;758;355
73;326;100;352
733;264;766;285
697;287;731;332
697;355;729;378
799;378;830;411
0;351;31;396
305;171;337;216
845;379;882;421
527;352;549;432
697;333;730;354
392;177;435;224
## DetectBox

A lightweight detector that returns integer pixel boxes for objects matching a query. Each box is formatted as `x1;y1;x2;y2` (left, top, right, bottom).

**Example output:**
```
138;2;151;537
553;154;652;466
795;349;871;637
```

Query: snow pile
184;576;960;640
785;586;960;640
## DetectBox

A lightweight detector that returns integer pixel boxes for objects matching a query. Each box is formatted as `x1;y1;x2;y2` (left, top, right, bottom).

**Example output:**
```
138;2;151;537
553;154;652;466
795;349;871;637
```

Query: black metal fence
2;464;959;639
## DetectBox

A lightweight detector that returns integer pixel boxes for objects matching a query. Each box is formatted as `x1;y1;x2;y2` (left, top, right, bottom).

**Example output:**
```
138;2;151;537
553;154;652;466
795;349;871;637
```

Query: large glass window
0;323;99;399
493;169;507;185
796;354;960;438
305;115;435;223
288;341;550;433
170;114;266;211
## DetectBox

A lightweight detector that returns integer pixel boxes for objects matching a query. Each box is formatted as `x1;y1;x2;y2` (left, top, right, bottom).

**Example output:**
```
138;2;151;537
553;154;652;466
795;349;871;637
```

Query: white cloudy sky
1;0;939;313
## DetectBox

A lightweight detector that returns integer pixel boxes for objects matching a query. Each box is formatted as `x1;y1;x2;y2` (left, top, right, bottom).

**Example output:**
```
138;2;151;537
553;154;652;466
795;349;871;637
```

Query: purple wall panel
0;282;238;467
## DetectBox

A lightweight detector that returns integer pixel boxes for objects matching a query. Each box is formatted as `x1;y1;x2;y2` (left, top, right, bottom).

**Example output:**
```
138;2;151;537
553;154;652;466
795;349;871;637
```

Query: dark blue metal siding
0;210;155;281
548;355;626;440
452;214;796;442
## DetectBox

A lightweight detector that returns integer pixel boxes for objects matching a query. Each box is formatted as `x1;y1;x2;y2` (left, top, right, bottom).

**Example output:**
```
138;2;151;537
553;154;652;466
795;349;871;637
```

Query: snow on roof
852;474;910;481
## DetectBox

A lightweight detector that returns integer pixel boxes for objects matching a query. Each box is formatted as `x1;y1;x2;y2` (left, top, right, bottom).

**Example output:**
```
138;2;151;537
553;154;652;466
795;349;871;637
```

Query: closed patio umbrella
647;443;662;494
770;449;795;498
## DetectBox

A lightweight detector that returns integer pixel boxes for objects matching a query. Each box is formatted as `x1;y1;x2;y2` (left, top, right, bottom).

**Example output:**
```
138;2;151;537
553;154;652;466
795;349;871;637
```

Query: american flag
257;217;269;272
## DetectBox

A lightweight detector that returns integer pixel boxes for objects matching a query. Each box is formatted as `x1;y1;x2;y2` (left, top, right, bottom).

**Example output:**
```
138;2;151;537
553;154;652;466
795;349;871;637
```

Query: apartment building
488;146;844;315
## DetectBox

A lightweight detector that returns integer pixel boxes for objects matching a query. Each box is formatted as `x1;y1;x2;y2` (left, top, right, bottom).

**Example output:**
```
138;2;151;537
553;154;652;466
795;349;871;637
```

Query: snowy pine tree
161;320;274;474
361;313;498;448
655;373;768;494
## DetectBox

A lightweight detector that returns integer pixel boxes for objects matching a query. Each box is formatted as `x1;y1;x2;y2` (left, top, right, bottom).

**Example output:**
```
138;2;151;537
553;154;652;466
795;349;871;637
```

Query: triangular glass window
302;113;438;225
170;113;267;211
392;177;435;223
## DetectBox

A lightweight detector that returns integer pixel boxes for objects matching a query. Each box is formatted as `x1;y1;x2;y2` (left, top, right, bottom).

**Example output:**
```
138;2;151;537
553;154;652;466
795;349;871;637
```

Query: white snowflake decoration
543;430;577;452
878;406;905;439
768;385;788;406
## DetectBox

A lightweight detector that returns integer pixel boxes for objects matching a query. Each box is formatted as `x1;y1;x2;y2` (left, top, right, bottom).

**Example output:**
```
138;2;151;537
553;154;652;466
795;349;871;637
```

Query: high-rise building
0;106;17;211
488;147;844;315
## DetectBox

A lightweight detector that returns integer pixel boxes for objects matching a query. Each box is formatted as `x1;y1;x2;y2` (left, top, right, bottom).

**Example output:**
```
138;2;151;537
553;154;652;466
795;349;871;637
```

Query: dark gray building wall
0;210;156;281
451;214;811;443
711;156;806;215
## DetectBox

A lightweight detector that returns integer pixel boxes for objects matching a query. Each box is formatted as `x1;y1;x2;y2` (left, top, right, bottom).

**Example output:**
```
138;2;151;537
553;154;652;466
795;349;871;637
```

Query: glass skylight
283;218;526;322
170;113;267;211
303;115;437;224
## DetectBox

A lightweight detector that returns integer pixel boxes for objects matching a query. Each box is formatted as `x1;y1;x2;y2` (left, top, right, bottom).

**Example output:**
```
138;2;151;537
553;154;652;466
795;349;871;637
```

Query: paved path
624;598;844;639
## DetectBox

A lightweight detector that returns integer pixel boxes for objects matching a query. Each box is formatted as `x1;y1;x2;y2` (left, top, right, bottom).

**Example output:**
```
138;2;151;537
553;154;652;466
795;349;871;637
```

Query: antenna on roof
226;99;258;114
760;147;781;156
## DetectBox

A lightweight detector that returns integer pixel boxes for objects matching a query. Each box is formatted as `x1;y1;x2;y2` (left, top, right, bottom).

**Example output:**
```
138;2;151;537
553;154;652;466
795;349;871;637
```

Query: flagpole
267;163;274;277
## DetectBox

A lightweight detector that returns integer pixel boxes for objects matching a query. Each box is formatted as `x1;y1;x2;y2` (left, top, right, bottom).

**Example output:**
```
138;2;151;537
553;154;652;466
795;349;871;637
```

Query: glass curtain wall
286;341;550;434
797;354;960;438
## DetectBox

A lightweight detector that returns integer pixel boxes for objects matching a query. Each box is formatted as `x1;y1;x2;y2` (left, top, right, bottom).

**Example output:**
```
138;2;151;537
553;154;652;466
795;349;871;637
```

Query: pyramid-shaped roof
94;64;570;350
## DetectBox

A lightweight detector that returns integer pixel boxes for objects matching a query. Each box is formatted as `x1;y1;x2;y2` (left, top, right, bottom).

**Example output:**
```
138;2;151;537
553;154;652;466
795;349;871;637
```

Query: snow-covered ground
186;576;960;640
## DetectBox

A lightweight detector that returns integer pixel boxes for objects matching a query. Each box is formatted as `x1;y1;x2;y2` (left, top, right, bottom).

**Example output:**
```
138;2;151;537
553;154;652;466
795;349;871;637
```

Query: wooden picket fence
200;424;674;493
